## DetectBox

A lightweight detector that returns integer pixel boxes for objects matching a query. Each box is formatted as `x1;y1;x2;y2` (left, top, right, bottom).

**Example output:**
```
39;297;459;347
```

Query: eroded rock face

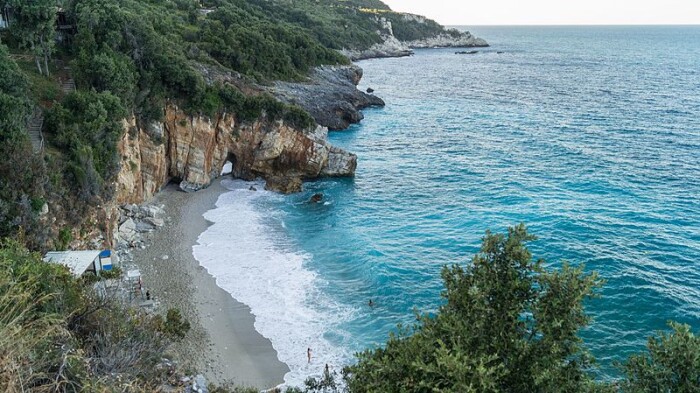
114;105;356;203
165;112;229;191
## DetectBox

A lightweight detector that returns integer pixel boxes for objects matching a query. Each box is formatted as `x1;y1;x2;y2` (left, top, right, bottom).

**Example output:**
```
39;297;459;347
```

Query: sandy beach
131;178;289;389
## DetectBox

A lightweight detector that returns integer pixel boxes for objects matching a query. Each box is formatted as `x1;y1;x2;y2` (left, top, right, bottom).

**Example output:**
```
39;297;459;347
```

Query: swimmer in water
368;299;374;307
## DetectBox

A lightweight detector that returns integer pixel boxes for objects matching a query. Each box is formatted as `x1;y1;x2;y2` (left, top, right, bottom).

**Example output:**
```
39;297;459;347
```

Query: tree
5;0;57;76
345;224;605;392
621;322;700;393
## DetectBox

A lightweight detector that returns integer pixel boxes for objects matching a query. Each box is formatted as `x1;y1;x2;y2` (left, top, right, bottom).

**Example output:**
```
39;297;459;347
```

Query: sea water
194;26;700;385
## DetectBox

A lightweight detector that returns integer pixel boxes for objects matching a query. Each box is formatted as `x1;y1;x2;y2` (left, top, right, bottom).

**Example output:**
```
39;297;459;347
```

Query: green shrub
101;265;123;280
29;197;45;213
57;227;72;250
621;322;700;392
284;105;316;129
154;308;191;340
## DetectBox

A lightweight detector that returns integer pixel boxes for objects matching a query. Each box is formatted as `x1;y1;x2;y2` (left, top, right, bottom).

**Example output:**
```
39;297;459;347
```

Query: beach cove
131;179;289;389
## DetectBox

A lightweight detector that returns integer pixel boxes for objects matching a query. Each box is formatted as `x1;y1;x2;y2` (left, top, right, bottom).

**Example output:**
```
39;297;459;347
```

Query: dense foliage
45;90;127;201
4;0;56;75
0;46;47;248
0;239;190;392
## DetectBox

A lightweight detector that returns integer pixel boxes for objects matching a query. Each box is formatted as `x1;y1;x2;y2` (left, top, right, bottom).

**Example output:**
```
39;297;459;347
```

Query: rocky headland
271;65;385;130
341;13;488;61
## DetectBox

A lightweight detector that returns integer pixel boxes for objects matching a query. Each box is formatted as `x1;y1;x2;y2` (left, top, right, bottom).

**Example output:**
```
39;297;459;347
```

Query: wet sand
132;178;289;389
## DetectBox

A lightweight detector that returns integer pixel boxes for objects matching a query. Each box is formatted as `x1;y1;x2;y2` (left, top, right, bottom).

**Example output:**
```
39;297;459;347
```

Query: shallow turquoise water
204;26;700;382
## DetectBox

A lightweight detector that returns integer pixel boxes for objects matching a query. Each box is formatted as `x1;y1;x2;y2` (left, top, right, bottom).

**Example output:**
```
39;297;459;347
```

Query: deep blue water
207;26;700;382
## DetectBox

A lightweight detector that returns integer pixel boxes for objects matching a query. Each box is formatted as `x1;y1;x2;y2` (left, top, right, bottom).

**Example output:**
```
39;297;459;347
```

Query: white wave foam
192;179;353;387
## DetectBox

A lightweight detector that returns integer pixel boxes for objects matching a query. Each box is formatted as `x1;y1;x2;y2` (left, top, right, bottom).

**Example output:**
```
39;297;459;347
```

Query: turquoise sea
194;26;700;385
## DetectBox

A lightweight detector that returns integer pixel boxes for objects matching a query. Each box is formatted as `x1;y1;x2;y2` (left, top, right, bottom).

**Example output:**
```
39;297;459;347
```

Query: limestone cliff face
114;104;356;204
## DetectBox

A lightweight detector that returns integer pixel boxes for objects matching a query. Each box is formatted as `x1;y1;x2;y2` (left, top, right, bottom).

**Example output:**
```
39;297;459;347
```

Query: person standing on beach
307;347;312;363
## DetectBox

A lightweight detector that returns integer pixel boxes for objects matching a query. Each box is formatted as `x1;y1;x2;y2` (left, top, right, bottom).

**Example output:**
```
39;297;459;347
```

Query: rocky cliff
271;65;385;130
114;104;356;204
341;13;488;61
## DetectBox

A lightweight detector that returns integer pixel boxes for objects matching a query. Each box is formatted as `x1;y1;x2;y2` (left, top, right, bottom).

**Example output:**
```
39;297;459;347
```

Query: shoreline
132;178;289;389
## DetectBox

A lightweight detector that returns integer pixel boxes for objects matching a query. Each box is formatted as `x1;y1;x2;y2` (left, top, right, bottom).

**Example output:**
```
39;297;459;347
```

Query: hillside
0;0;487;249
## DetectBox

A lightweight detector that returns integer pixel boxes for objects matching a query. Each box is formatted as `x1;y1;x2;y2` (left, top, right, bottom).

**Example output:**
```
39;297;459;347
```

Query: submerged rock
310;193;323;203
265;176;303;194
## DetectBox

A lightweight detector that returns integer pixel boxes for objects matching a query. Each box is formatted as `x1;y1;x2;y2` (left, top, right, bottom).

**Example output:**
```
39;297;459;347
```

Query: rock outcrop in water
271;65;385;130
115;104;356;202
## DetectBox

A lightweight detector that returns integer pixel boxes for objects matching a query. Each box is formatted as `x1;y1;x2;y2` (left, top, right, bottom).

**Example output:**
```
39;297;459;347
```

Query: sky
381;0;700;26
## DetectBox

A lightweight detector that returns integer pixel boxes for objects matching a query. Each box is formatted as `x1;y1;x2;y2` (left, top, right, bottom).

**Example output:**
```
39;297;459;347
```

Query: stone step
27;109;44;153
61;78;76;94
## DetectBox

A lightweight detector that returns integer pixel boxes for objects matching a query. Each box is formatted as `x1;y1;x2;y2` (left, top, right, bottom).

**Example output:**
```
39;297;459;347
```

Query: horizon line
446;23;700;27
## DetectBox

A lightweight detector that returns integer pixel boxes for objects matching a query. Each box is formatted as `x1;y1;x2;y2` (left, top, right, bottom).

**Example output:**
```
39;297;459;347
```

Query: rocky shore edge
342;32;489;61
339;14;488;61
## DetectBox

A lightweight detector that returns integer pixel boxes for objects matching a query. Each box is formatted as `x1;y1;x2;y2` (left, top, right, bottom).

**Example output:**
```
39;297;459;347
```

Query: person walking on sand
307;347;312;364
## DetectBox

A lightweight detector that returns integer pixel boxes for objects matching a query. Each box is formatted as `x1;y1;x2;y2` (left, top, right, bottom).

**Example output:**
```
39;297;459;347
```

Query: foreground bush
622;322;700;393
0;239;188;392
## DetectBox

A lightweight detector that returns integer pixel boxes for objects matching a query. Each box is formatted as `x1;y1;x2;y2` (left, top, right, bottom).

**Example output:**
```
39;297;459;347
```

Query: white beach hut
43;250;112;277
